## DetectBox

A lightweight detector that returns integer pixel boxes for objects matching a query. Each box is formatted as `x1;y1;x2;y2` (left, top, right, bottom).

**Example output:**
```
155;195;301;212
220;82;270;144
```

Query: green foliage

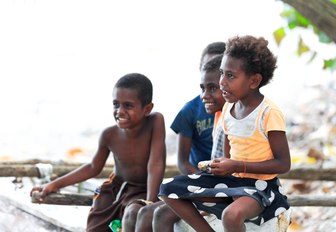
273;27;286;45
275;3;336;72
324;58;336;71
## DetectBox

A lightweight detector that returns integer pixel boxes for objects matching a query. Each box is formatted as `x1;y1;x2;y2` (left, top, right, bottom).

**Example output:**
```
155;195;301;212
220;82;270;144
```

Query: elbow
280;161;291;174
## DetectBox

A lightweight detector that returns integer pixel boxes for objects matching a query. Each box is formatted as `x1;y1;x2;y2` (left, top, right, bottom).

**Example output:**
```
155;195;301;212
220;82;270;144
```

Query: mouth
221;89;229;97
204;102;215;107
116;116;128;123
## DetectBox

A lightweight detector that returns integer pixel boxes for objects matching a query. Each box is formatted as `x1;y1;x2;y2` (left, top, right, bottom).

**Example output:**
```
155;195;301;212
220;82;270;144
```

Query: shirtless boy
30;73;166;232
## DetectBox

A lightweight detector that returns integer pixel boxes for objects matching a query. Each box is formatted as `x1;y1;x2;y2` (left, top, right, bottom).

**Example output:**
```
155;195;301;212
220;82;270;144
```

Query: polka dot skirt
159;172;289;225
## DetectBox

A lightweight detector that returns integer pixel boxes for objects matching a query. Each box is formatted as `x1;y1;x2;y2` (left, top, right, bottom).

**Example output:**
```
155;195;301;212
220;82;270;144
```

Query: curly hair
115;73;153;106
224;35;277;87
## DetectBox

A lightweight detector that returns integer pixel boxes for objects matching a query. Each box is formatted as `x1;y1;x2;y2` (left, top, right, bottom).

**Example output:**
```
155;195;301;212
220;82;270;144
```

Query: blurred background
0;0;335;163
1;1;336;231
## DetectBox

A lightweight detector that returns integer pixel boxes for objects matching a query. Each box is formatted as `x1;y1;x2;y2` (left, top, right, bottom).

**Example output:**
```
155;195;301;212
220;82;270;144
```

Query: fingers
30;186;42;197
31;190;44;203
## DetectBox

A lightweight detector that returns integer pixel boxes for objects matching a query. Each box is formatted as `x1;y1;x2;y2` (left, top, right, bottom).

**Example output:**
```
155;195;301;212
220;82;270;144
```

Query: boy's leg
222;196;263;232
161;196;214;232
153;203;180;232
122;202;143;232
135;201;164;232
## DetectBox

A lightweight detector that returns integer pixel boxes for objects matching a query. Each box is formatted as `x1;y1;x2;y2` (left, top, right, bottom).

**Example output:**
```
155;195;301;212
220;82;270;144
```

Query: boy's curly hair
225;35;277;87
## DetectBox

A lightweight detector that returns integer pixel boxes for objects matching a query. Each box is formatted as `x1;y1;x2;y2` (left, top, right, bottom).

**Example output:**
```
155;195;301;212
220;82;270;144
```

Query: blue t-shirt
170;95;214;167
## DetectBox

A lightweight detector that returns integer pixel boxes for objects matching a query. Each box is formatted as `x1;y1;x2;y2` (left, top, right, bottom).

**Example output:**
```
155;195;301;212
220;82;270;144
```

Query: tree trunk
281;0;336;42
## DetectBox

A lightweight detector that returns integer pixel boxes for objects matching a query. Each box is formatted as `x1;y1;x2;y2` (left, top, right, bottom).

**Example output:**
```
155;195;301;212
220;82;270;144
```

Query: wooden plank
31;192;336;207
31;192;93;206
2;163;336;181
0;163;179;179
278;167;336;181
288;194;336;207
0;164;114;179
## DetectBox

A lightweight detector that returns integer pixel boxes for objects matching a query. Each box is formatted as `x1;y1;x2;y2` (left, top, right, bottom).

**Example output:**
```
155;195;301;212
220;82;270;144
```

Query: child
137;55;225;232
30;73;166;232
135;45;226;232
159;35;291;232
173;42;226;174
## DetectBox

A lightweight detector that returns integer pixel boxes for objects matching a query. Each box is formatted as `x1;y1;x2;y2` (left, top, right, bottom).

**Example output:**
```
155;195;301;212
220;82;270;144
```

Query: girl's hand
209;158;237;176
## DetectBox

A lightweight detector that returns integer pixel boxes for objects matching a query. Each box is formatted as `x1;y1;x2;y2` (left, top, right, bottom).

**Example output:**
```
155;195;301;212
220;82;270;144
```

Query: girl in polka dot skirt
159;35;291;232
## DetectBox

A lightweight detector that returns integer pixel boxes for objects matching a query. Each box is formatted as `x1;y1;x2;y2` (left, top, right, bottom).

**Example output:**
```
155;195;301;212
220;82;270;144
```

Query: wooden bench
4;160;336;231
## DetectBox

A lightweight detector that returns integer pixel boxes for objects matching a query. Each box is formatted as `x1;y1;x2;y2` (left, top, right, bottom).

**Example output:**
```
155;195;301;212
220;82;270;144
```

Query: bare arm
177;134;198;174
30;129;110;200
146;113;166;202
211;131;291;175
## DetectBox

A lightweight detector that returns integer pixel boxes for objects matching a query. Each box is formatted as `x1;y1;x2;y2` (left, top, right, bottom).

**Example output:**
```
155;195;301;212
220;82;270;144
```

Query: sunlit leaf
295;12;310;28
323;58;336;71
273;27;286;45
297;37;310;56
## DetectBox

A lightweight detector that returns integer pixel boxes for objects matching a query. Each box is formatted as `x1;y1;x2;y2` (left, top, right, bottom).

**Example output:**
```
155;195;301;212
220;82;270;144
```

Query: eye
113;101;119;109
125;102;134;109
200;85;205;93
209;85;218;93
227;73;234;80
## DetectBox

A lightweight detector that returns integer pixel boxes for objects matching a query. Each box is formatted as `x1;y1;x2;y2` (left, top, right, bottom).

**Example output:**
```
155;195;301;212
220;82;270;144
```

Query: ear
144;103;154;116
250;73;262;89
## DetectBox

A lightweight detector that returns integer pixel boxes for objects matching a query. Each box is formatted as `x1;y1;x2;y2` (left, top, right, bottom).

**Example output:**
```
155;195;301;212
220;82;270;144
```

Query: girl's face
219;56;253;103
112;87;151;129
200;70;226;114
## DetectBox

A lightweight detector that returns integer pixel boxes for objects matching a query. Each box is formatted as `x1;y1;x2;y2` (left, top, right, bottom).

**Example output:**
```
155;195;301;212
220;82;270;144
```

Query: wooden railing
1;160;336;207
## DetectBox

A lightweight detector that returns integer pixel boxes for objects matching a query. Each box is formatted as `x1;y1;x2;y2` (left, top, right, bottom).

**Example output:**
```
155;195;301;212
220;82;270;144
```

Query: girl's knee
222;206;244;228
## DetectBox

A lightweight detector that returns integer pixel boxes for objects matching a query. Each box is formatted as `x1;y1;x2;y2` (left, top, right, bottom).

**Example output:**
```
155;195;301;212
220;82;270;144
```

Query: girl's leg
221;196;263;232
161;196;215;232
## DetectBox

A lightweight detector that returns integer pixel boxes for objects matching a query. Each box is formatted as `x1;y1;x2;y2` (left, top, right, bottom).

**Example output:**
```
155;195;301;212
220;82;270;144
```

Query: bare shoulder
148;111;164;121
146;112;165;127
100;125;119;139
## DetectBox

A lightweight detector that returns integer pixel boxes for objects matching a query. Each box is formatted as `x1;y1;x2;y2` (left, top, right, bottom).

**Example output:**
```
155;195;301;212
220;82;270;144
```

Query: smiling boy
31;73;166;232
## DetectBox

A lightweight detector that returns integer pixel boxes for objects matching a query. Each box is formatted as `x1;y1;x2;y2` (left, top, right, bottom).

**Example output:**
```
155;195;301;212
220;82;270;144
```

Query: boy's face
200;70;226;114
112;87;152;129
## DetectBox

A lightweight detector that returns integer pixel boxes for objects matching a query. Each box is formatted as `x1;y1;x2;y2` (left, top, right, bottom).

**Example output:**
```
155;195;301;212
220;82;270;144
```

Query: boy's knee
123;203;142;222
153;204;179;224
137;205;154;220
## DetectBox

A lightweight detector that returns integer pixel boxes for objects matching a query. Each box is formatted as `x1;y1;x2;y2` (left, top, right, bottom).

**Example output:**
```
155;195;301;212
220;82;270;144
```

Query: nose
115;105;125;116
201;88;211;100
219;74;227;88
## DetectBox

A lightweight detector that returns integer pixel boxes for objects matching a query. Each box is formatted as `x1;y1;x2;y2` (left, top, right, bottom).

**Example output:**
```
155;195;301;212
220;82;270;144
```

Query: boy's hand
30;184;58;202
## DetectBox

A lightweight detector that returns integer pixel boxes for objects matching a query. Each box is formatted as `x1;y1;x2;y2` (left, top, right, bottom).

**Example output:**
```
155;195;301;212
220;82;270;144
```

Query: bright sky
0;0;334;160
